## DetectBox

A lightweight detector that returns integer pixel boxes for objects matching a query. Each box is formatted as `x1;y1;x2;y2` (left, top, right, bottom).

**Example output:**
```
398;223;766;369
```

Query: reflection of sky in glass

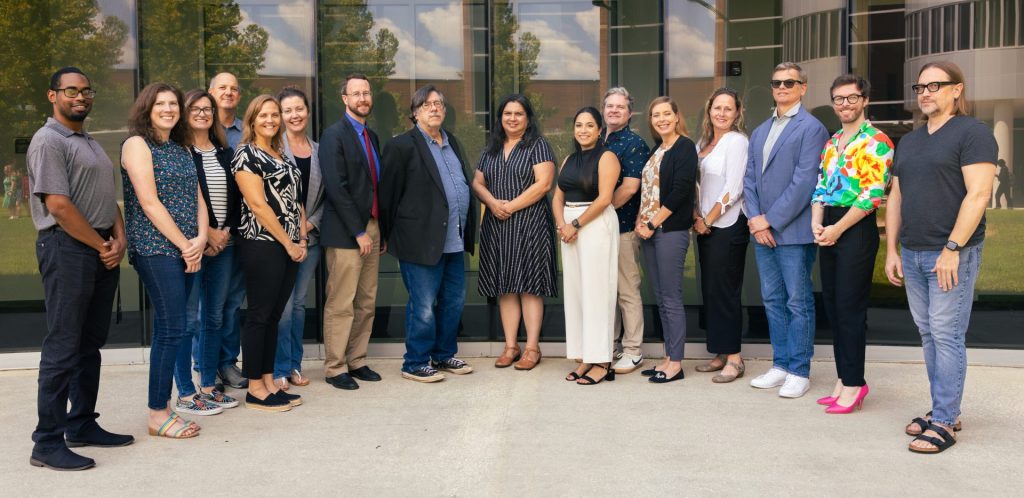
517;1;599;80
371;1;464;79
99;0;136;69
666;1;716;78
239;0;315;76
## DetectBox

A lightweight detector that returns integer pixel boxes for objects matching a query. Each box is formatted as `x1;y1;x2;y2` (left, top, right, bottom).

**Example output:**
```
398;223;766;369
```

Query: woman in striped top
171;89;242;416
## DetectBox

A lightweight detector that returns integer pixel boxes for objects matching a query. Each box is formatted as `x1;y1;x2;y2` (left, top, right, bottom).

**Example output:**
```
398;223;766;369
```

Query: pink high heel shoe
816;395;837;405
825;384;870;414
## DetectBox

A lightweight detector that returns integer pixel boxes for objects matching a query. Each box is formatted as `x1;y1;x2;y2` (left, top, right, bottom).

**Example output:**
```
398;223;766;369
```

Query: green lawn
0;216;39;276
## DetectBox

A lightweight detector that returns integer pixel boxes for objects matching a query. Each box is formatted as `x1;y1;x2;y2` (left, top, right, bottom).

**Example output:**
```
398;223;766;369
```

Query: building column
993;102;1014;208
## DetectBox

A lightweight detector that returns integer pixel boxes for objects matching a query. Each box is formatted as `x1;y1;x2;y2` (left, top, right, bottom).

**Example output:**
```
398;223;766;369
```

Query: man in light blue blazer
743;62;829;398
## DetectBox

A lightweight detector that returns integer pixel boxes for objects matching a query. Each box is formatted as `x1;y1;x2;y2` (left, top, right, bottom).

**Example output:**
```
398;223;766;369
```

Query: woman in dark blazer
634;96;698;384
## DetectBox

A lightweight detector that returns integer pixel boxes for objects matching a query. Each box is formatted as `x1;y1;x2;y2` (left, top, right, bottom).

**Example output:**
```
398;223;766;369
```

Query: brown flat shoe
695;355;726;372
712;361;745;383
289;369;310;387
513;347;541;370
495;345;521;368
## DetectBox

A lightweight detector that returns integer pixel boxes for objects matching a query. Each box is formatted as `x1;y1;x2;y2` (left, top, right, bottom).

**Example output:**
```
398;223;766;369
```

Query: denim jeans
902;243;983;427
274;243;321;379
219;253;246;368
135;255;194;410
754;243;817;378
174;246;235;396
399;252;465;372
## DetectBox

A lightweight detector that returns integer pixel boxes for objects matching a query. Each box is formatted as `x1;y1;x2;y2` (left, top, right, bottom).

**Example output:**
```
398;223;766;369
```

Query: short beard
62;109;89;122
350;104;372;119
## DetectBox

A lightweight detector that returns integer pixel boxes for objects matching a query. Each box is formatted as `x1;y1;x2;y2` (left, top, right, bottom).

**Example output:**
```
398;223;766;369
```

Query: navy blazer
318;115;381;249
379;126;477;266
742;105;828;245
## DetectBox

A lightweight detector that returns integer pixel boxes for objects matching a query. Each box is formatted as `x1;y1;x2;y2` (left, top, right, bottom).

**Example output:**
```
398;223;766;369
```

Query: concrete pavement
2;358;1023;496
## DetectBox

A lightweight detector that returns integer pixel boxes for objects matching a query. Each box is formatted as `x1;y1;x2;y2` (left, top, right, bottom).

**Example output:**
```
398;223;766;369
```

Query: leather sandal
712;361;745;383
906;411;962;436
149;414;199;439
290;369;310;387
494;345;521;368
577;364;615;385
909;423;957;454
695;355;726;372
513;347;541;370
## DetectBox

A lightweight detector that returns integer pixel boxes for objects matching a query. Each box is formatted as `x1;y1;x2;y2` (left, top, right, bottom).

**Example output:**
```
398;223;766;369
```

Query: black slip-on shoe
326;373;359;390
66;424;135;448
30;446;95;471
349;366;382;382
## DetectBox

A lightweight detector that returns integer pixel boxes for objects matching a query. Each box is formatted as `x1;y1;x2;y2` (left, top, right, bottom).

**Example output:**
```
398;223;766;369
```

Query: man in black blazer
380;84;477;383
318;74;385;390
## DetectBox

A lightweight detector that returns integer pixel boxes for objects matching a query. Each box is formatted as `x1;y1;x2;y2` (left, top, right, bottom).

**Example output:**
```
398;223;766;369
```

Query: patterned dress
232;143;302;242
122;139;198;261
477;137;558;297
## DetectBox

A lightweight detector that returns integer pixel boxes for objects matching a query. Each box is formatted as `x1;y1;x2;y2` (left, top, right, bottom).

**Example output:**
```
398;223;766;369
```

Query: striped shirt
196;146;230;228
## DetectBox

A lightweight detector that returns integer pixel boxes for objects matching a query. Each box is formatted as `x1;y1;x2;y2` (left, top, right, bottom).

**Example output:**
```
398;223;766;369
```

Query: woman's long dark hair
485;94;541;156
128;82;187;145
571;106;603;153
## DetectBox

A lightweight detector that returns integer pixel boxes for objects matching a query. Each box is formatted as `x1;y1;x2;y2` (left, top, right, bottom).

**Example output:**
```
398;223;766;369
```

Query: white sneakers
612;353;644;374
750;367;810;398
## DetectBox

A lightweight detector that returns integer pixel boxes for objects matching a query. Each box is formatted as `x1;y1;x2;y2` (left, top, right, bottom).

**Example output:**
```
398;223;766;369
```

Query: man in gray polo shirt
27;67;133;471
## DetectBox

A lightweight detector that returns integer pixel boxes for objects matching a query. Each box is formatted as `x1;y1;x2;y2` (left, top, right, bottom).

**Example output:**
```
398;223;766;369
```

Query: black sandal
909;423;956;454
566;365;591;382
906;411;962;436
577;365;615;385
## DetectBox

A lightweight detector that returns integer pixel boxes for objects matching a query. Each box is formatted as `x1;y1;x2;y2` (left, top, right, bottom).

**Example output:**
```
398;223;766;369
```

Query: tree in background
0;0;128;166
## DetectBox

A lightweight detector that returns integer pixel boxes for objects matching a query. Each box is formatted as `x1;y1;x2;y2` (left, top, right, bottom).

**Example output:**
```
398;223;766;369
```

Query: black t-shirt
892;115;998;250
294;154;311;207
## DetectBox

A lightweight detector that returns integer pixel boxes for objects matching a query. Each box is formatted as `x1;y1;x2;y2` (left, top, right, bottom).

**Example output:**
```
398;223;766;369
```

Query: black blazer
654;136;698;232
380;126;477;266
191;145;240;230
318;116;382;249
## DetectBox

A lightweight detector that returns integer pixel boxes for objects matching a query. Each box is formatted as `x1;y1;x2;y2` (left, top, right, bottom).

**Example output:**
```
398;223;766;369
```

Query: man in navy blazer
318;74;385;390
743;62;829;398
380;85;477;383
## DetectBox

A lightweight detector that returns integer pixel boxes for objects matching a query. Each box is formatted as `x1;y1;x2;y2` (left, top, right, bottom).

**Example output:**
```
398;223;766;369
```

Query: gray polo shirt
762;102;801;172
27;118;118;231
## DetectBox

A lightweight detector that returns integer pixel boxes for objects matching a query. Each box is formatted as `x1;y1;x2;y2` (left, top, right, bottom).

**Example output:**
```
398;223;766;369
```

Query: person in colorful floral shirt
810;74;893;414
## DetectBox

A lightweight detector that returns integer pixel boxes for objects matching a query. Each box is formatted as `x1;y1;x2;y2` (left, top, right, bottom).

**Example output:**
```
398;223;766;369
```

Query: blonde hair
646;96;688;144
239;94;284;153
698;88;746;149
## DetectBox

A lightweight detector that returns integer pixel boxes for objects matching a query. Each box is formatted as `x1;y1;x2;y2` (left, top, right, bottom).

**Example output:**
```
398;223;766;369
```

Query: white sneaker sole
402;371;445;383
779;388;810;398
750;378;787;389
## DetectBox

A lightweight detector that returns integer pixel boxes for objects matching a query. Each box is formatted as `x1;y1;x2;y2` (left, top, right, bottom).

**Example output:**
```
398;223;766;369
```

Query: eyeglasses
831;94;864;105
769;79;804;89
53;87;96;99
345;91;372;99
188;106;213;116
911;81;957;94
419;100;445;110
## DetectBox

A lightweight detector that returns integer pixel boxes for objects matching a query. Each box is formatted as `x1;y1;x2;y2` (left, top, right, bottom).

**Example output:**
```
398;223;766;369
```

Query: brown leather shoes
695;355;726;372
513;347;542;370
495;345;521;368
712;361;745;383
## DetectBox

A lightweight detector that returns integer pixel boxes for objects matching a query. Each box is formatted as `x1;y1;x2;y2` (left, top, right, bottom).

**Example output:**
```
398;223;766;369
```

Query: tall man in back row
601;87;651;374
744;62;829;399
27;67;134;471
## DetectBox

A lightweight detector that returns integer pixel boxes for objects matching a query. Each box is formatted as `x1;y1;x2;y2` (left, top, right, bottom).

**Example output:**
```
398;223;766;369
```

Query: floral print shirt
122;139;198;259
812;120;893;211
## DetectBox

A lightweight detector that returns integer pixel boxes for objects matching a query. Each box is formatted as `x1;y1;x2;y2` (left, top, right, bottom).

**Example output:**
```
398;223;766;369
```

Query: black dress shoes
326;373;359;390
65;424;135;448
30;446;95;471
349;366;382;382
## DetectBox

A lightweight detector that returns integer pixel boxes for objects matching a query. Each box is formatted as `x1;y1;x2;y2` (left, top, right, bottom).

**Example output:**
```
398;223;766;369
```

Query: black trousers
238;238;298;379
33;228;118;453
819;207;879;387
696;215;749;355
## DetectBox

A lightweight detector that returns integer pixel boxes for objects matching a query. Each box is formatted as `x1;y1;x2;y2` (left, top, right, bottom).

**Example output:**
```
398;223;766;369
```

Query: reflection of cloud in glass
100;0;136;69
520;7;599;81
666;8;715;78
374;2;463;80
240;1;314;76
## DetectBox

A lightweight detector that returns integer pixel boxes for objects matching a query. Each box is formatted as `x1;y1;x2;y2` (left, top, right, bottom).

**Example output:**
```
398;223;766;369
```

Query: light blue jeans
274;243;321;379
754;243;817;378
175;246;235;396
901;243;983;427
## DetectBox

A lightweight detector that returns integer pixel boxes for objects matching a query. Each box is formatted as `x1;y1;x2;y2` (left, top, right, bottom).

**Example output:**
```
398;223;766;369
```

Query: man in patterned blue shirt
601;87;651;374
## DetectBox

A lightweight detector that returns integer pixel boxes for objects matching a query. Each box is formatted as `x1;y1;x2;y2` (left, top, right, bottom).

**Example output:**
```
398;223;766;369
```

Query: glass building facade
1;0;1021;355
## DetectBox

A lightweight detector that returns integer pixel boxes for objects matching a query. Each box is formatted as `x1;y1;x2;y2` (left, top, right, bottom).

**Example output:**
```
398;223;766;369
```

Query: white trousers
561;203;619;363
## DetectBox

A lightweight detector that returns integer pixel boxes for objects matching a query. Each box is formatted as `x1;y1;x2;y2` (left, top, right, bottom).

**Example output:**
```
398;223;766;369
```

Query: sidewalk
2;358;1022;496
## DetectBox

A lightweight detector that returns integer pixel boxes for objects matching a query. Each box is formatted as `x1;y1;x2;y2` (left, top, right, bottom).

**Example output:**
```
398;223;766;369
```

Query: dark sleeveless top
558;146;605;202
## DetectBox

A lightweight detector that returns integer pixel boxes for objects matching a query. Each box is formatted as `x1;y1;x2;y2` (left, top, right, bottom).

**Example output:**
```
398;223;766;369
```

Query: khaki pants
614;231;644;356
323;219;380;377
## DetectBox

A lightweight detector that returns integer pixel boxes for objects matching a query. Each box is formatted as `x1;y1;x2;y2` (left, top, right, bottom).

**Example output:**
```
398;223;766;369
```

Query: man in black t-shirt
884;61;997;455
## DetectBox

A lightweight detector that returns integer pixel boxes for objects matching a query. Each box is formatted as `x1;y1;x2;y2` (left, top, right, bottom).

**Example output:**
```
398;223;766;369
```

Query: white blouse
697;131;748;228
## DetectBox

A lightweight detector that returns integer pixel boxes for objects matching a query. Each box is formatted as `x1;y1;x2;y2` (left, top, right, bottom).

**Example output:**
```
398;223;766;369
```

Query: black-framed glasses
53;87;96;99
188;106;213;116
911;81;957;94
831;94;864;105
769;79;804;89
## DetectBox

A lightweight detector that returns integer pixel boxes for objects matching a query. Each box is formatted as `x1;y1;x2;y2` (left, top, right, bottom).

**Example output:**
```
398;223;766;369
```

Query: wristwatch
646;221;656;231
571;218;581;230
945;240;961;252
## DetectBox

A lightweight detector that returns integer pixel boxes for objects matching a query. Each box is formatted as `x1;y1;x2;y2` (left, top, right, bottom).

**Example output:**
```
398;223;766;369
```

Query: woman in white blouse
693;88;750;383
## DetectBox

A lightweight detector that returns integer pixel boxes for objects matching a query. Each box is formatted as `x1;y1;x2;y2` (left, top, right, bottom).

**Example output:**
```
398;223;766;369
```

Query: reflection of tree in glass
139;1;268;102
318;1;400;135
0;1;127;165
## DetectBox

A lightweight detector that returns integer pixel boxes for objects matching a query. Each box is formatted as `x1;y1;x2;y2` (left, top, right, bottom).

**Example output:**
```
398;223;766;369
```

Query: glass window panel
959;3;972;50
943;5;956;52
1005;0;1017;46
989;0;1001;47
931;7;942;53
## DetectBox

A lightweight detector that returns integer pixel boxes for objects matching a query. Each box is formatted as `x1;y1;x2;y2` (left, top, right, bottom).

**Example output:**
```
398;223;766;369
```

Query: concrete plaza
1;357;1022;496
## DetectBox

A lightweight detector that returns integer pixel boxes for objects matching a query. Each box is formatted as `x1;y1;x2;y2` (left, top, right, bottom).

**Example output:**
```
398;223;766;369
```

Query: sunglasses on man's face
770;79;804;89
